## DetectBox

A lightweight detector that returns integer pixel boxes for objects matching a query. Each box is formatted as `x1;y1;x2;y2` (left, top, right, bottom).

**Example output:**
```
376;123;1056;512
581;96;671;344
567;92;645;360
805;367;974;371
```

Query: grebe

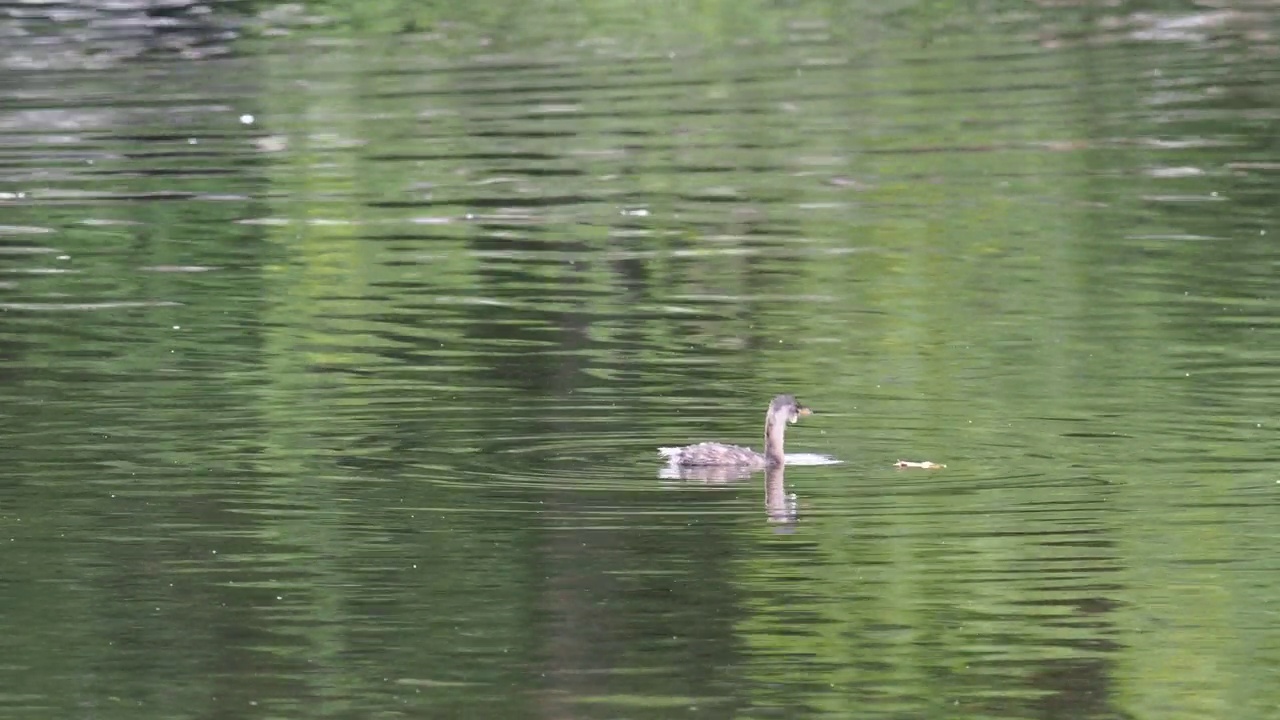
659;394;812;468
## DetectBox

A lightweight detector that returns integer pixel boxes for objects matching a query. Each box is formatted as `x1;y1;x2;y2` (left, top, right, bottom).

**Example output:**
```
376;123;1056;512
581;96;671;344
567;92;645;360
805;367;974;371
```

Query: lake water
3;3;1279;718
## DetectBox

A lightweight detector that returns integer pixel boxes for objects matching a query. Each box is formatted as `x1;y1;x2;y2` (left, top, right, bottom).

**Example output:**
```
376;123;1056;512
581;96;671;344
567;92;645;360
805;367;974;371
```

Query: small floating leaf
894;460;946;469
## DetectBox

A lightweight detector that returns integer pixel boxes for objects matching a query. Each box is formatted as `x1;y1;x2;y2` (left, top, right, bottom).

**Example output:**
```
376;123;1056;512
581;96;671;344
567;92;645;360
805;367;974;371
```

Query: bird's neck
764;411;787;466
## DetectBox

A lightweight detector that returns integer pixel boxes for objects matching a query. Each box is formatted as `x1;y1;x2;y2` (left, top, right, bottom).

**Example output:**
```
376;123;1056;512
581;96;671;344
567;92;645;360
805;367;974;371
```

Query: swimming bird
659;394;812;468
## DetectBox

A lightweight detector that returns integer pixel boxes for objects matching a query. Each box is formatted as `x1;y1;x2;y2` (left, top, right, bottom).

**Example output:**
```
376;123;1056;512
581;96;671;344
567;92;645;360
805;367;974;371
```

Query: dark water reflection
3;3;1280;719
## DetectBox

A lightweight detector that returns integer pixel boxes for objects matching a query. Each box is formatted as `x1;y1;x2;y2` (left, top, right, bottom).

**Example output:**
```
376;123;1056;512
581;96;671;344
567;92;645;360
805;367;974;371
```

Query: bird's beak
798;406;813;416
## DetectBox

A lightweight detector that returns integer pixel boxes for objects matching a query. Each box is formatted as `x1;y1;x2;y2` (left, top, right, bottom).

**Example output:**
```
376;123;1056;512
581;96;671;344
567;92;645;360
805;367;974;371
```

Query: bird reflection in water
764;464;798;527
658;462;799;527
